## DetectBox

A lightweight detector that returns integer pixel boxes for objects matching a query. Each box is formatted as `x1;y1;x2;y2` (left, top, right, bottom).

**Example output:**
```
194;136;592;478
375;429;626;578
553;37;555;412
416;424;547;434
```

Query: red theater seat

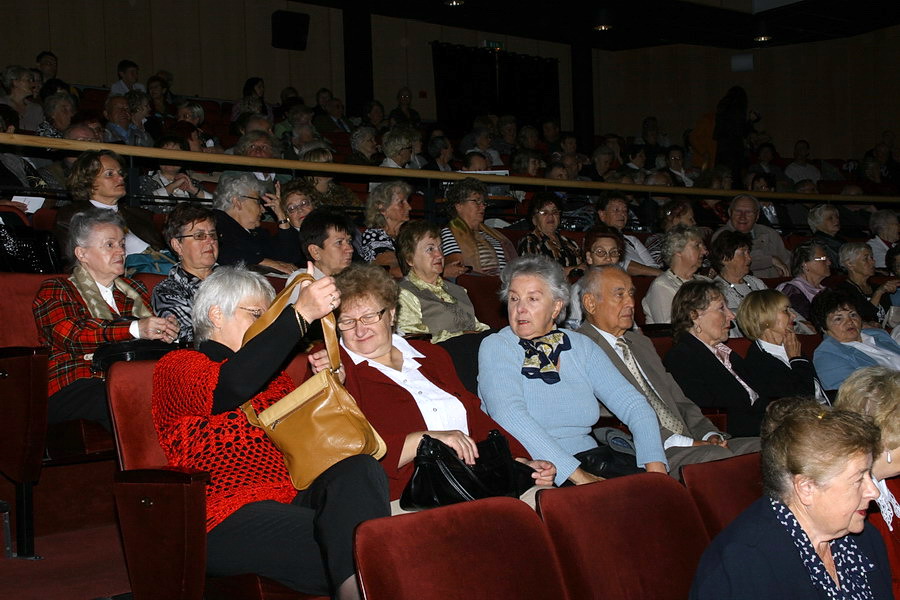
457;273;508;329
682;452;762;539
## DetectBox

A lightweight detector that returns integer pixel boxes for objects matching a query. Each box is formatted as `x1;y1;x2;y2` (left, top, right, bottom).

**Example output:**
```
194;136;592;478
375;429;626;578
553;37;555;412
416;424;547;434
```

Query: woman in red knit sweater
152;264;389;599
310;263;555;503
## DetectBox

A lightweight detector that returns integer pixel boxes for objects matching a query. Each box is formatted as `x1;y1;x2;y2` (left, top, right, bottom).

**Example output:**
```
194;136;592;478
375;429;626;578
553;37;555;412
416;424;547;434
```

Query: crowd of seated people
3;51;900;599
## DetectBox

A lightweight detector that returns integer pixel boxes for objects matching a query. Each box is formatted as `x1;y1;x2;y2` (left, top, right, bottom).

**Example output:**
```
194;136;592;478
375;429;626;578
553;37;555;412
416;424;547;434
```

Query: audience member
808;203;844;266
35;92;74;138
712;193;790;277
747;142;788;188
103;95;140;145
359;180;411;278
124;89;154;147
589;145;615;181
0;65;44;130
517;192;584;277
642;225;709;324
38;123;100;191
138;135;211;199
664;145;693;187
361;99;389;134
422;135;454;172
868;209;898;269
784;139;821;183
289;209;355;281
388;86;421;129
299;146;360;207
776;241;832;321
492;115;517;155
313;97;352;134
710;230;766;334
644;198;695;267
344;126;381;166
110;59;145;95
230;77;273;122
595;191;662;277
278;179;317;231
379;128;413;169
35;51;58;81
564;226;625;329
834;242;899;326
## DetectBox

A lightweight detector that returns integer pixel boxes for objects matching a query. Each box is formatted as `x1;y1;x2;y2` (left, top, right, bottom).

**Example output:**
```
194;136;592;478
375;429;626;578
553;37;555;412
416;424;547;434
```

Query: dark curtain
431;42;559;136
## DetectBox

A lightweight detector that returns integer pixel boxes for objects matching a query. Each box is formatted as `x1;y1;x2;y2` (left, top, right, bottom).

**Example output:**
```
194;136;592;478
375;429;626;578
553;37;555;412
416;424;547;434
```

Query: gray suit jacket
576;323;720;442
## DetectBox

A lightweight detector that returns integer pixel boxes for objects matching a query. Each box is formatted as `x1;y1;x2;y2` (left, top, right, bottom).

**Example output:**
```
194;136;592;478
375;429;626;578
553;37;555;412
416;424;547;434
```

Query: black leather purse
399;429;535;510
90;339;179;374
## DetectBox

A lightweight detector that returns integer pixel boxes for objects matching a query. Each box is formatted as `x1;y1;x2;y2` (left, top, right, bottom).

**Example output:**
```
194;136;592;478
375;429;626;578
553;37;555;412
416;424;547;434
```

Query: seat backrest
456;273;508;329
0;272;63;347
682;452;762;539
355;496;570;600
536;473;709;600
107;360;166;469
134;272;166;294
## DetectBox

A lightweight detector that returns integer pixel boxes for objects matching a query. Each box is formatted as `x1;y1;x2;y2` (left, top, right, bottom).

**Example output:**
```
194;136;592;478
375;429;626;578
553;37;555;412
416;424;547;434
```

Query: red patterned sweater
152;349;297;532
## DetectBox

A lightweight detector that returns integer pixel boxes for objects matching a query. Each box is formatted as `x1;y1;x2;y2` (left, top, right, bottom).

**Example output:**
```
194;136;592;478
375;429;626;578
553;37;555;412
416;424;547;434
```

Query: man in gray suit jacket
575;265;759;476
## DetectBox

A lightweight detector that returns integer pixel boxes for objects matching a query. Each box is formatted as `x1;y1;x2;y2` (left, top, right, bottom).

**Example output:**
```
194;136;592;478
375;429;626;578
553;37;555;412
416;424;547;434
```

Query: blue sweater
813;328;900;390
478;327;667;485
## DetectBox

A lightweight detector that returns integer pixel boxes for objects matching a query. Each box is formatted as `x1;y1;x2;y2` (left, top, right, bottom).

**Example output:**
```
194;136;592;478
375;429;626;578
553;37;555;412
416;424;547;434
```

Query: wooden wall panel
45;0;109;89
102;0;153;89
197;0;246;100
148;0;203;97
0;0;50;67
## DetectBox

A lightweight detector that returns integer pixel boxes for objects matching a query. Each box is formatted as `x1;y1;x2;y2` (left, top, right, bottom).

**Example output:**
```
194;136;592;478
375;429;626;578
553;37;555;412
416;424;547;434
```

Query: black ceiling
298;0;900;51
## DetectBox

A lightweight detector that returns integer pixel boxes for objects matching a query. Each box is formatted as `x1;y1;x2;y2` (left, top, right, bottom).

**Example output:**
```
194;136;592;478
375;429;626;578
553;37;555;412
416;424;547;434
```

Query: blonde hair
835;367;900;452
735;289;789;341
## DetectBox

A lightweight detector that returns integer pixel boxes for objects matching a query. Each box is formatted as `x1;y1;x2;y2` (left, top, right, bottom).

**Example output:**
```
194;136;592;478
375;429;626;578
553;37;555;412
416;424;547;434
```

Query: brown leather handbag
240;273;387;490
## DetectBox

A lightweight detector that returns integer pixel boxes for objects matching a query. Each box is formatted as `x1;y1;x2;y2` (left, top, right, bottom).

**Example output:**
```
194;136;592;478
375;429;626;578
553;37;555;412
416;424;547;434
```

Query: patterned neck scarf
769;497;876;600
518;330;571;384
69;263;152;320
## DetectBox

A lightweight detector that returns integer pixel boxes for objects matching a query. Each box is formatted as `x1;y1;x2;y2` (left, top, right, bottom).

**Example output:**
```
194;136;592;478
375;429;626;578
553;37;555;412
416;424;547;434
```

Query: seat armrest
0;348;48;483
114;467;209;600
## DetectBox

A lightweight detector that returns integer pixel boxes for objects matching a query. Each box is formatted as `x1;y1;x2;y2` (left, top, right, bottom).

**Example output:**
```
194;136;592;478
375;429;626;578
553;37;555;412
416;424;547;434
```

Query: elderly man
222;131;290;191
576;265;760;476
712;194;791;277
784;139;821;184
313;98;352;133
38;123;101;192
103;95;144;146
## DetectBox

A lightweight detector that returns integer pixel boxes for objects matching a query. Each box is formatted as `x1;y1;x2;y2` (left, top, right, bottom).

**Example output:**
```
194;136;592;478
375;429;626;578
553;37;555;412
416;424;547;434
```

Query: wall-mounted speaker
272;11;310;51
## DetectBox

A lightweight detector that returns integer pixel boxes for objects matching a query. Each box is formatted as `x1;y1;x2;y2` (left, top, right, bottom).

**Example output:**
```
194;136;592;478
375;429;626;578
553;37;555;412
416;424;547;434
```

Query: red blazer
341;340;529;500
869;477;900;599
33;277;151;396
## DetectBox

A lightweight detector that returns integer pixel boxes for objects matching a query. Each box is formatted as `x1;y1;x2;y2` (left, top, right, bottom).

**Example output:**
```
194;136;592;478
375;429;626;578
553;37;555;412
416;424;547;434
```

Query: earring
887;450;893;464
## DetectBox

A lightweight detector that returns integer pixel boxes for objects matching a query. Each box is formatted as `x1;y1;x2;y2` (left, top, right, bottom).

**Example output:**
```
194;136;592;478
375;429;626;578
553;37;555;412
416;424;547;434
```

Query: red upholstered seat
456;273;508;329
355;496;570;600
727;336;751;357
536;473;709;600
682;452;762;539
633;275;655;326
133;272;166;294
107;357;322;600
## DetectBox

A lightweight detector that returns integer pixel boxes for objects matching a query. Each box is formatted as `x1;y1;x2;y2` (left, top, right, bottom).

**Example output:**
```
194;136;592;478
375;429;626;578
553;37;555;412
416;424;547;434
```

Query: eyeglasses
466;198;488;207
537;209;560;217
286;200;312;213
337;308;387;331
591;248;621;259
241;195;263;205
175;231;218;241
401;146;413;152
238;306;264;319
100;169;126;178
86;240;126;251
248;144;273;153
810;256;829;262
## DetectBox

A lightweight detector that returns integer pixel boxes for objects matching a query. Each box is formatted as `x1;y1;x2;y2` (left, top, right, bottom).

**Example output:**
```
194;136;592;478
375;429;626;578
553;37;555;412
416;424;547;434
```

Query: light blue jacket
813;328;900;390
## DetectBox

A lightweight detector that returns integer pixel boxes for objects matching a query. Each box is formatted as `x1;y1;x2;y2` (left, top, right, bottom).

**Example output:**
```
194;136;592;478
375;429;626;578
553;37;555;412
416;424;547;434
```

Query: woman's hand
258;258;297;275
517;458;556;487
294;263;339;322
877;279;900;296
643;461;667;474
428;430;479;465
138;314;179;342
772;256;790;277
442;252;469;279
307;348;346;383
783;328;801;359
568;467;605;485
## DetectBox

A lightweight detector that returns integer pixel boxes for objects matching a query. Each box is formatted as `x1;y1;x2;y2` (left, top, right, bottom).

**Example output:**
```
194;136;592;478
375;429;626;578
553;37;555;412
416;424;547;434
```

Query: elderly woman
776;241;831;321
423;135;454;172
34;209;177;430
0;65;43;130
361;99;389;135
589;144;615;181
55;150;166;264
441;177;517;278
517;192;585;277
564;226;625;329
808;204;844;266
124;89;154;147
151;203;218;343
35;92;74;138
299;146;360;207
868;209;899;270
307;263;553;502
286;209;356;283
138;135;212;200
478;256;668;486
378;128;413;169
153;265;388;599
737;289;827;404
229;76;273;122
664;280;767;436
644;199;696;267
710;230;767;333
211;172;299;274
510;149;543;177
810;289;900;390
835;242;900;326
360;180;411;278
642;225;709;325
345;126;382;167
388;86;421;129
278;179;318;231
690;398;890;600
836;367;900;599
396;221;490;392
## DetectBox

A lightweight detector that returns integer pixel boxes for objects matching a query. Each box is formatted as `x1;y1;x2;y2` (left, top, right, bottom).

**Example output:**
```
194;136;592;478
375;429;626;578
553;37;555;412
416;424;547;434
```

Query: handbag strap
241;273;341;372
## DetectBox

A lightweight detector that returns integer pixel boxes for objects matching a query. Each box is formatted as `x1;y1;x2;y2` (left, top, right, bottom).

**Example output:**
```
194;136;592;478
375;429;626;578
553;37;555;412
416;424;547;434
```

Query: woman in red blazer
310;263;555;501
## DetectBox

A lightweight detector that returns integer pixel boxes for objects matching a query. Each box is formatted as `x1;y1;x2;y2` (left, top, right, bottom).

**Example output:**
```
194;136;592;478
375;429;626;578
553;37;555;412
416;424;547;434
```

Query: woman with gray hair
478;255;667;486
345;126;381;167
776;241;832;320
808;203;844;266
867;209;899;269
642;225;710;324
33;208;178;430
300;145;359;207
0;65;43;130
212;172;299;273
379;128;413;169
36;91;74;138
360;180;411;278
834;242;899;326
153;265;390;599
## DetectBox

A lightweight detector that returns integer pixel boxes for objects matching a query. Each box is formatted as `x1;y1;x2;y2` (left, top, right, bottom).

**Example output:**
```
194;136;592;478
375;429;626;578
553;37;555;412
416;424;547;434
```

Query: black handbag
399;429;535;510
574;428;644;479
0;224;60;273
90;339;179;374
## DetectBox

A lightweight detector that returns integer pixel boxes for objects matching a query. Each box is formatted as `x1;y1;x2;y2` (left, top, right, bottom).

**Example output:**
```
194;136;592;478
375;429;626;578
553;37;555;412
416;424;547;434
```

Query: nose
863;473;879;501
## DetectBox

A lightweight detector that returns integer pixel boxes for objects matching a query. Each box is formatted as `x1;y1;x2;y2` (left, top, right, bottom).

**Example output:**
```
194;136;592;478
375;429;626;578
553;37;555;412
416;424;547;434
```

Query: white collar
89;199;118;211
341;333;424;367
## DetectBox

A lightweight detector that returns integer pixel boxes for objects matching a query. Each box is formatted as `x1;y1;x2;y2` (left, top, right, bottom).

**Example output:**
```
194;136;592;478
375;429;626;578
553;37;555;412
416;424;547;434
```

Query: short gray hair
68;208;126;261
382;128;411;158
176;100;204;123
728;193;760;215
1;65;31;92
661;224;703;264
43;92;74;123
366;180;411;228
213;172;266;211
869;209;897;236
192;265;276;345
790;240;828;277
233;130;281;157
499;255;570;323
839;241;870;270
350;126;376;153
807;204;838;233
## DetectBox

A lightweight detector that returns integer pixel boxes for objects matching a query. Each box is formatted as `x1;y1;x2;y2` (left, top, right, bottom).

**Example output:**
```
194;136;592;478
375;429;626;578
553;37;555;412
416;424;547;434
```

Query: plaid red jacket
33;277;151;396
